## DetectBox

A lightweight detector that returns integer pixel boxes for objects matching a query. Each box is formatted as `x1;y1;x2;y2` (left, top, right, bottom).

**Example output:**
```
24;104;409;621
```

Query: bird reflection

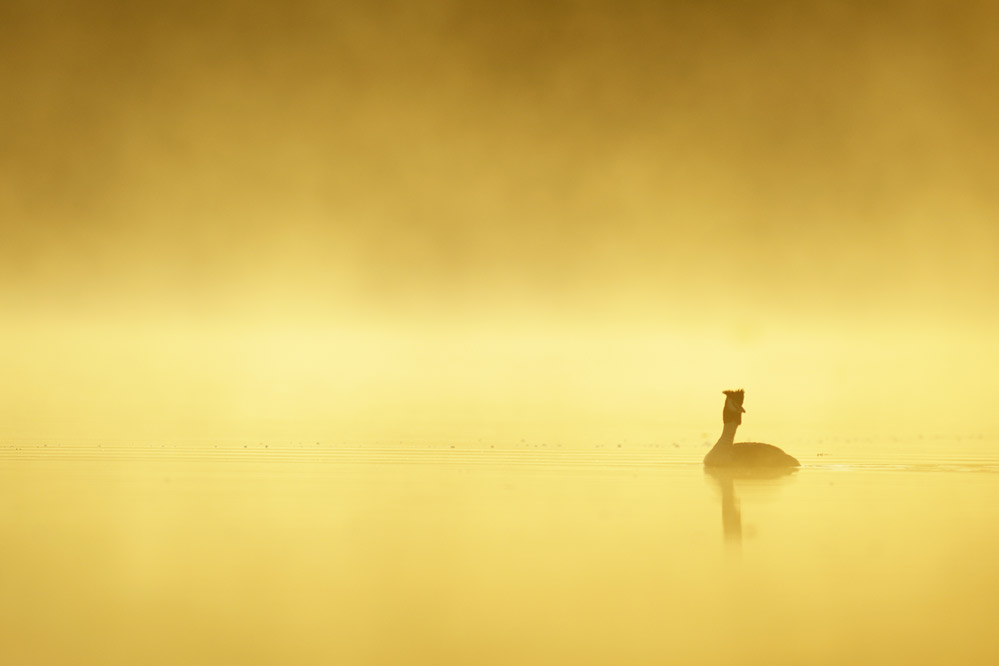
705;467;796;550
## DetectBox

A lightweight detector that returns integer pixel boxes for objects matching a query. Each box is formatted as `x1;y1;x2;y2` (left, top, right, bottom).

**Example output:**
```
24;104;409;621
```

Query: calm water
2;439;999;665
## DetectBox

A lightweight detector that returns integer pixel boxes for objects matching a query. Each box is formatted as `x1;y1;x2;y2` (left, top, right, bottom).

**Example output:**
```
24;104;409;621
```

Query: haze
2;0;997;444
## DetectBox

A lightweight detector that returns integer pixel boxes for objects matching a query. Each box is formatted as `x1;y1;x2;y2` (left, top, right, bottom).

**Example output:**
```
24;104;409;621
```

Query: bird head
722;389;745;424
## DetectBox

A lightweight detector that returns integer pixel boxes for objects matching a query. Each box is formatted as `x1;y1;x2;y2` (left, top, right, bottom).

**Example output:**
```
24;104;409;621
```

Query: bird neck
714;421;739;448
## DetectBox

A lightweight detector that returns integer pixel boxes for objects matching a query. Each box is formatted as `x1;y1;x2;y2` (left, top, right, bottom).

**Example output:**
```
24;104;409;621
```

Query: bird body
703;390;799;468
704;440;800;467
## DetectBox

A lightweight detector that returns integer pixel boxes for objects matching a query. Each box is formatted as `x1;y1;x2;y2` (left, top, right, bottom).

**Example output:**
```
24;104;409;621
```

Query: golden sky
2;1;997;441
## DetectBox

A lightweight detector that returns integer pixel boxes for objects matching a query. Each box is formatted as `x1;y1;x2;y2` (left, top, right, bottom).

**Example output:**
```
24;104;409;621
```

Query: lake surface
3;439;999;665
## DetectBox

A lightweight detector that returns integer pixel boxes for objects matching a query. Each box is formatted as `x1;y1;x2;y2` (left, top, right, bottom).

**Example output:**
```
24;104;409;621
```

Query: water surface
2;440;998;665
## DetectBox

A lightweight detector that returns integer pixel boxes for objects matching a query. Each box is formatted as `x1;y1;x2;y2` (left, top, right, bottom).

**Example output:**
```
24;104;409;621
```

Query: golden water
3;437;998;665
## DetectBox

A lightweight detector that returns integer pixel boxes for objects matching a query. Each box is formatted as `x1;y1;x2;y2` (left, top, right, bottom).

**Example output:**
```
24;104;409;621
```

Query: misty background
2;0;997;444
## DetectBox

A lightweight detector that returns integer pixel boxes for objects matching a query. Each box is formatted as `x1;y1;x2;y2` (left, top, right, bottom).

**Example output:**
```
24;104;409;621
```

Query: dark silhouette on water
703;390;800;468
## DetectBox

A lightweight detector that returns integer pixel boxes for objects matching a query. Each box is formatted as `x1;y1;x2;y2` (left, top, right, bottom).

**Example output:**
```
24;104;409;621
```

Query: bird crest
722;389;745;407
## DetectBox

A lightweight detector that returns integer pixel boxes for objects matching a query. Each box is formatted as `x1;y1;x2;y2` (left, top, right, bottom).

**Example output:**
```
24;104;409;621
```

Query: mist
2;0;997;443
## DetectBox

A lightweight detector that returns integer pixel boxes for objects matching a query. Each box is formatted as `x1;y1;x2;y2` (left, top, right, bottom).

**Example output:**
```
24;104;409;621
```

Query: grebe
703;389;799;468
